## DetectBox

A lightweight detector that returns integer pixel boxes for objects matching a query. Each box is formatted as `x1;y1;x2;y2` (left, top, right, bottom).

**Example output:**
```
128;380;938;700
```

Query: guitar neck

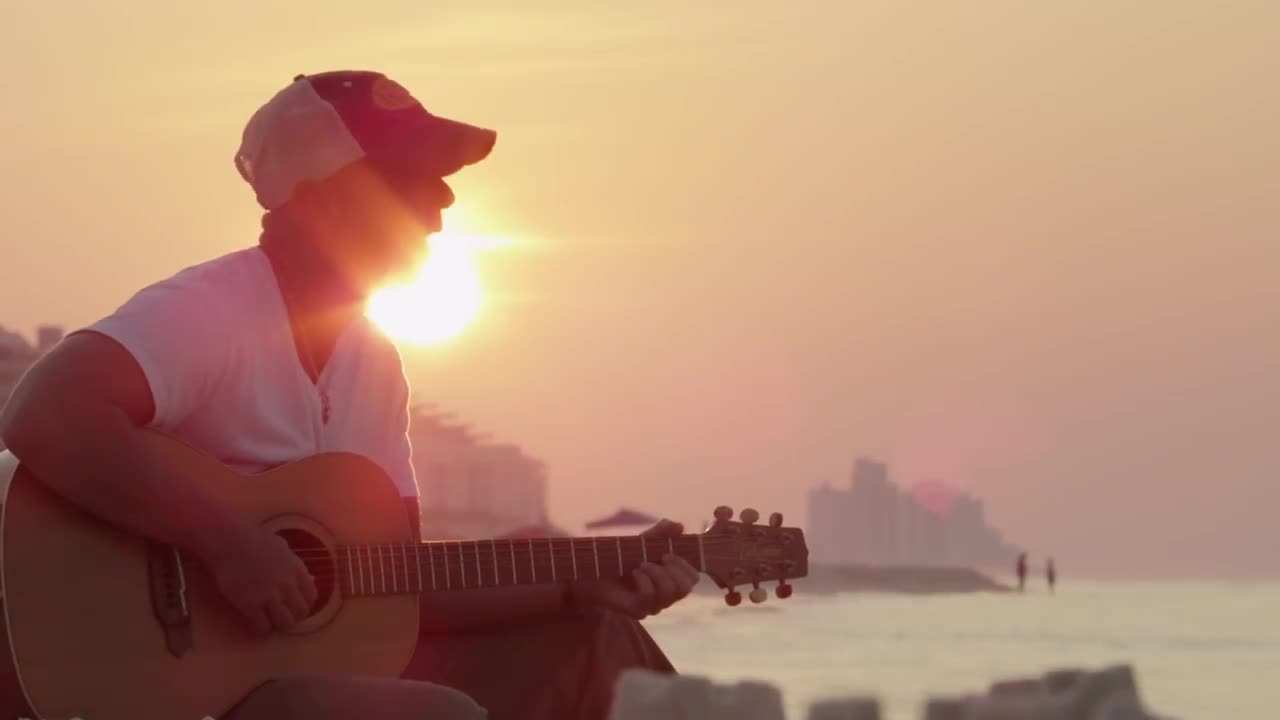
335;535;709;598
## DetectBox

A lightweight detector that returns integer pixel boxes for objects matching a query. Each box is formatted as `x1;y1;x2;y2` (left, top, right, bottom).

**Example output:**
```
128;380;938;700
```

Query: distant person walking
1046;557;1057;594
1016;552;1028;592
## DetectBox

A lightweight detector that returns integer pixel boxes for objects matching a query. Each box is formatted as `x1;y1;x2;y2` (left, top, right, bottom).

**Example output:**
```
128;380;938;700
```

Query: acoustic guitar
0;433;808;720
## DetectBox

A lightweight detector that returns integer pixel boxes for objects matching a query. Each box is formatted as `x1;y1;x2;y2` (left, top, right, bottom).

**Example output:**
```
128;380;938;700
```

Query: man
0;70;698;719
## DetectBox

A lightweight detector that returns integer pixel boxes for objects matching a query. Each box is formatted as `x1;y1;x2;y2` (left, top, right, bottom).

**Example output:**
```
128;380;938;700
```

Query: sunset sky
3;1;1276;578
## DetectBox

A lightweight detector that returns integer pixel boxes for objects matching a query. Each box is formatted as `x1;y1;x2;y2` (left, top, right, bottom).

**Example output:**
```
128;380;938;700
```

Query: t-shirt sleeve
86;274;233;431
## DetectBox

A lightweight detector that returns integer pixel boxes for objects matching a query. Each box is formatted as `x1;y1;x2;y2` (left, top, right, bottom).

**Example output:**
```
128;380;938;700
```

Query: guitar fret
616;537;623;576
356;545;366;596
401;542;409;592
428;543;437;590
379;545;387;594
509;540;517;585
443;542;451;590
642;537;648;564
529;539;536;582
365;546;375;595
458;542;466;589
697;535;706;572
592;537;600;579
347;546;356;597
549;539;556;582
570;538;578;580
390;545;398;593
491;539;499;587
473;541;483;588
416;542;424;592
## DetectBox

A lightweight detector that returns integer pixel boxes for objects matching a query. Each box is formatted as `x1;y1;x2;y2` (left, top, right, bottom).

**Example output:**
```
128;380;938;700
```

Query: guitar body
0;436;419;720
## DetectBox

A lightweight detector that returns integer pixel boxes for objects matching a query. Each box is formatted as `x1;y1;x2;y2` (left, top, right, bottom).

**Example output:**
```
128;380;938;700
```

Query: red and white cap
235;70;496;209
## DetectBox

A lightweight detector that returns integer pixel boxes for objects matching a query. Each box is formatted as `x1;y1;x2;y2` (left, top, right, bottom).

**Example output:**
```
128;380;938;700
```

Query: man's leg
224;675;487;720
404;607;675;720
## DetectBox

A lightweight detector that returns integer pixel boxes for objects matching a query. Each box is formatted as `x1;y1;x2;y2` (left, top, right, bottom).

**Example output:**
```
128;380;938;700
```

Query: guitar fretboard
333;535;713;597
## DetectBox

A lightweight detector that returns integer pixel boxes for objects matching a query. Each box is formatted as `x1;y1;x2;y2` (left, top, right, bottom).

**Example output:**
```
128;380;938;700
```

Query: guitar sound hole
277;528;334;615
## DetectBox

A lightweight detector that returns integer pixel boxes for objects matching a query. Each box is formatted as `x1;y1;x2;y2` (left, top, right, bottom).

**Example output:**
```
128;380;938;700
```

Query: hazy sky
3;1;1276;578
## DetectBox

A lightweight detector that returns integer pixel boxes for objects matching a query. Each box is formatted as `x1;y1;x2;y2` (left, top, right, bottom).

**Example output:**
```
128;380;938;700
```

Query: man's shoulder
351;318;408;376
122;248;272;312
156;247;270;294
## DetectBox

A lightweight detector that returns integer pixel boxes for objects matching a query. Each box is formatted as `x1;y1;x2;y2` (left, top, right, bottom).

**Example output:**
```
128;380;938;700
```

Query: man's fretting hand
567;519;700;620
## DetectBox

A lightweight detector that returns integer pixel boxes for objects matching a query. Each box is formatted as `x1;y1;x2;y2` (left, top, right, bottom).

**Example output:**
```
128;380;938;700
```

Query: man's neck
259;212;366;322
259;213;366;375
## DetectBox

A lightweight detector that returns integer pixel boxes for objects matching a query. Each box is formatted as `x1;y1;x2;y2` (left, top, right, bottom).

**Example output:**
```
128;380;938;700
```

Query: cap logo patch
371;76;418;111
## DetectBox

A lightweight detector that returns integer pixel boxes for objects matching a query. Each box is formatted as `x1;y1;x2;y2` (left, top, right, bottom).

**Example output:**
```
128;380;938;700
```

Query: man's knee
569;607;675;673
229;675;486;720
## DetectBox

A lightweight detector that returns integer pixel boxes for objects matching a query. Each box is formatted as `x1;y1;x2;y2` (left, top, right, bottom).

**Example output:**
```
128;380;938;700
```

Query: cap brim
368;114;497;179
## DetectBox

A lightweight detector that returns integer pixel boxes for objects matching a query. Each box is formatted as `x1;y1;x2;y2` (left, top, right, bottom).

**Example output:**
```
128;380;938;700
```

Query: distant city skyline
809;458;1022;571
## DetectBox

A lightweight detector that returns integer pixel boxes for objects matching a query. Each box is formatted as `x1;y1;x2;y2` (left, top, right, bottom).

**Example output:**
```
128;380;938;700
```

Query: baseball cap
235;70;496;209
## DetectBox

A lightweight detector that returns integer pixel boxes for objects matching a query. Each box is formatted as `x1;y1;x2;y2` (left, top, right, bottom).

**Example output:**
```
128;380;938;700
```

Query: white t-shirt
86;247;417;498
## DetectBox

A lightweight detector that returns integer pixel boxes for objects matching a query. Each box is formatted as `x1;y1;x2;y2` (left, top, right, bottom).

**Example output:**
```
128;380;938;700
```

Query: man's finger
242;603;272;635
642;561;678;607
671;555;701;590
282;583;311;622
266;596;295;631
631;569;657;619
665;555;699;595
641;519;683;537
297;566;319;607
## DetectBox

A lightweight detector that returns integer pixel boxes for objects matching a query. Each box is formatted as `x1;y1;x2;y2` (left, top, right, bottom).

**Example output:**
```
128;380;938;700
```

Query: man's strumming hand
205;524;318;635
566;519;700;620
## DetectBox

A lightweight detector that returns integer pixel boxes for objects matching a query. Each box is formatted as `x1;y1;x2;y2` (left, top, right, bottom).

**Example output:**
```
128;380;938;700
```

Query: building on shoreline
408;403;555;540
0;326;64;451
808;457;1021;570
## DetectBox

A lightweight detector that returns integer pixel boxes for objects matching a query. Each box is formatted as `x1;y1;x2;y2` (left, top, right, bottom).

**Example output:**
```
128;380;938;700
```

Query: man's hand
205;525;318;635
568;519;700;620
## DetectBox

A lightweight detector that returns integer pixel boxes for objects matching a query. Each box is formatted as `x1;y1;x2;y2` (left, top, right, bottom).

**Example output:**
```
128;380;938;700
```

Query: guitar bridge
147;542;193;657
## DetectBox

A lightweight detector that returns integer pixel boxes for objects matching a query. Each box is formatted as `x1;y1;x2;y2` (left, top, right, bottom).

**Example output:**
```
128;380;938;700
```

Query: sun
366;211;494;347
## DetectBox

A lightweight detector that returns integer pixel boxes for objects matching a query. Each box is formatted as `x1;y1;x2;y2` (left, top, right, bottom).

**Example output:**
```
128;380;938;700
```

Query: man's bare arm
0;332;250;558
0;333;315;632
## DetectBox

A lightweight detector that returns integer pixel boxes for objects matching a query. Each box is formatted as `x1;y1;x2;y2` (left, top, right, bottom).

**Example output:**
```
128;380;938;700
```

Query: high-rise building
408;404;552;540
807;456;1022;570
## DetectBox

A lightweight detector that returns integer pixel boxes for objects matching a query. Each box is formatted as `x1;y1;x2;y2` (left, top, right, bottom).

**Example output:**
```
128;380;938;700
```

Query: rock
609;669;785;720
961;664;1164;720
1042;670;1085;695
807;697;882;720
923;697;974;720
988;678;1048;698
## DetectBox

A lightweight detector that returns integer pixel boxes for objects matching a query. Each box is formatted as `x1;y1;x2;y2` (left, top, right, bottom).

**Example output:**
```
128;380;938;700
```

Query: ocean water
644;581;1280;719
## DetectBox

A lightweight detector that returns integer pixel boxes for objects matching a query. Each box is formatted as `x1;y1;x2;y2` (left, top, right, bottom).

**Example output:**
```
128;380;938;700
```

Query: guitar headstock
701;506;809;606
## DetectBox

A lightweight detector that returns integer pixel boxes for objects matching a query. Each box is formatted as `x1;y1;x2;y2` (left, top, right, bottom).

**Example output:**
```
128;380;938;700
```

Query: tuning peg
776;581;793;599
749;587;768;603
769;512;783;528
724;589;742;607
714;506;733;521
739;508;759;525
